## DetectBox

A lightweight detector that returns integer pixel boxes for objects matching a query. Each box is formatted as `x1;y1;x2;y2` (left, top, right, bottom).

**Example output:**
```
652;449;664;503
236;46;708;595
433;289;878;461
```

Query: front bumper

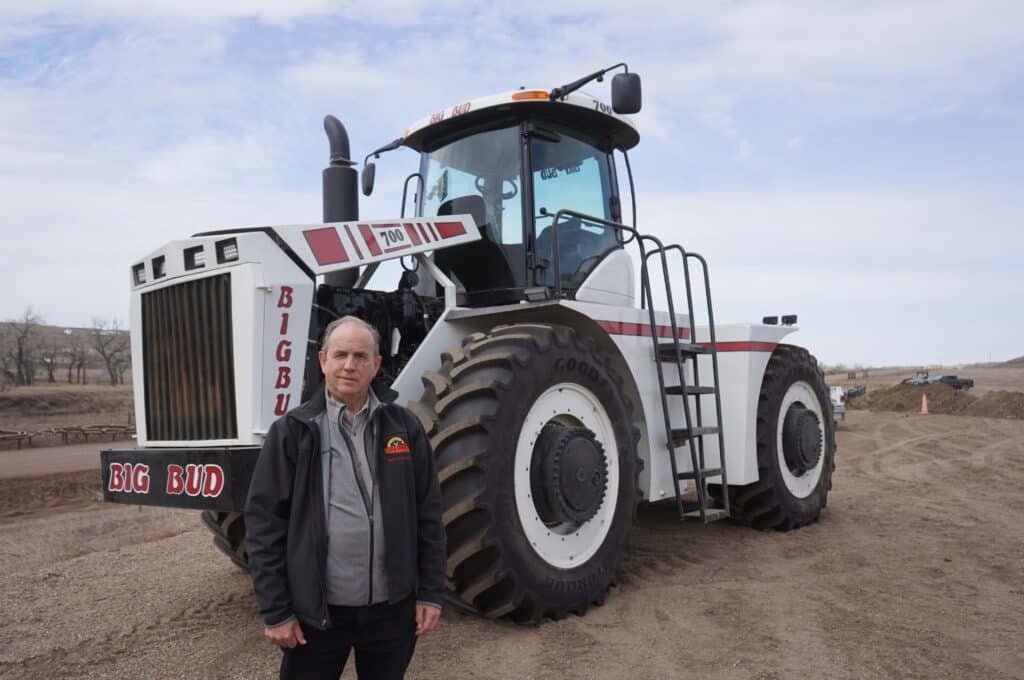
100;447;260;511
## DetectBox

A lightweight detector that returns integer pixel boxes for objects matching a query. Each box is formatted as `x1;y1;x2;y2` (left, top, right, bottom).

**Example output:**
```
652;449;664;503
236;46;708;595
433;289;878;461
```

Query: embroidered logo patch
384;435;411;455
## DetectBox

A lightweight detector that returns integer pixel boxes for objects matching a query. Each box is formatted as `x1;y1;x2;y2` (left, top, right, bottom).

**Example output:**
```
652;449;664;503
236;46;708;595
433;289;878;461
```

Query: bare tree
8;308;43;386
63;332;89;384
90;318;130;387
39;340;62;383
0;324;14;391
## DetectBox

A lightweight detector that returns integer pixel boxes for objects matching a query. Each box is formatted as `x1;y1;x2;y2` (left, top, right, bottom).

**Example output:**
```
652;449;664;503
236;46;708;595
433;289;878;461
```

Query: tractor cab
367;68;641;306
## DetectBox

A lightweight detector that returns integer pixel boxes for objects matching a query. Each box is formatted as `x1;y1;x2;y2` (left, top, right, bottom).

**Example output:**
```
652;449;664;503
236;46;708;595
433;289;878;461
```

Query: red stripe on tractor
358;224;382;256
698;341;777;353
403;223;422;246
435;221;466;238
427;222;440;241
597;321;689;339
302;228;349;266
384;244;412;254
417;223;431;242
344;225;364;259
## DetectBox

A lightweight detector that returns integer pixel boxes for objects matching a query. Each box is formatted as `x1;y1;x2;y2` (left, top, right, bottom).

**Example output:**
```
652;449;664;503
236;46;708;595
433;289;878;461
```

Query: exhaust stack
322;114;359;288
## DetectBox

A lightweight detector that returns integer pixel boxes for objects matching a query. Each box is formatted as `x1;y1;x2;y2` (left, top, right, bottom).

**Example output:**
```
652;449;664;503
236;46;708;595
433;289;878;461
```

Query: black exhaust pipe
322;114;359;288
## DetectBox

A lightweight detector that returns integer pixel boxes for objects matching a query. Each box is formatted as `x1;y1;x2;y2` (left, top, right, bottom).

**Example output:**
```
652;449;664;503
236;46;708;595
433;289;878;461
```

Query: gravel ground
1;409;1022;679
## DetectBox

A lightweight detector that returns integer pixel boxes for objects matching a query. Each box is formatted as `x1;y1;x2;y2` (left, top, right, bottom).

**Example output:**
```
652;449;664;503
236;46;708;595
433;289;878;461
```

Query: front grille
142;274;237;440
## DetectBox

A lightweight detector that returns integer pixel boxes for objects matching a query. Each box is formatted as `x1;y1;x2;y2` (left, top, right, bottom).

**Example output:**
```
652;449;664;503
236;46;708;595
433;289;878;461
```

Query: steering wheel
475;175;518;200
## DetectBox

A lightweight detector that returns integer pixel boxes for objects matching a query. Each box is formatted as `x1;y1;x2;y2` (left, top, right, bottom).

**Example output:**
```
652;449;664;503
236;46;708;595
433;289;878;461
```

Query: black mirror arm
362;137;405;166
549;62;628;101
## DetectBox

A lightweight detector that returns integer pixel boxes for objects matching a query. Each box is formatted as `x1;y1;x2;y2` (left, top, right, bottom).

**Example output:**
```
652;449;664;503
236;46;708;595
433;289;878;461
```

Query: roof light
512;90;549;101
184;245;205;271
152;255;166;279
132;263;146;286
216;238;238;264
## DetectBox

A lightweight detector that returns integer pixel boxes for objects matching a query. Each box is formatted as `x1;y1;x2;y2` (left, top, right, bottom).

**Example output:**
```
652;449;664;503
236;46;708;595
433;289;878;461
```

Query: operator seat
434;195;518;304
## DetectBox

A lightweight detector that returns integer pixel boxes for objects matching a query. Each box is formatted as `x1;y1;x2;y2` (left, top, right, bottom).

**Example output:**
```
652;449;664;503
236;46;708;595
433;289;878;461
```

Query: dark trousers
280;596;417;680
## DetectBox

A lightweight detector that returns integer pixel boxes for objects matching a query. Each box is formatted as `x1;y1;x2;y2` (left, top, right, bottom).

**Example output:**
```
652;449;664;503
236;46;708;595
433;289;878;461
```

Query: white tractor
103;64;835;623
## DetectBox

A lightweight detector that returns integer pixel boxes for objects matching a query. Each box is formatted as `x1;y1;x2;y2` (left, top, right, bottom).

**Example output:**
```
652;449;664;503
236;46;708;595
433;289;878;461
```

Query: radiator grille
142;274;237;440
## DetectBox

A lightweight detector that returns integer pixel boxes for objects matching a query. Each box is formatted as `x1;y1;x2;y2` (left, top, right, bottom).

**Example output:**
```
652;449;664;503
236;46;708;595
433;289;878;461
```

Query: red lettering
274;393;291;416
202;465;225;497
166;464;184;494
277;286;293;308
275;339;292;362
279;312;289;335
108;463;125;492
184;464;203;496
123;463;134;492
274;366;291;390
131;464;150;493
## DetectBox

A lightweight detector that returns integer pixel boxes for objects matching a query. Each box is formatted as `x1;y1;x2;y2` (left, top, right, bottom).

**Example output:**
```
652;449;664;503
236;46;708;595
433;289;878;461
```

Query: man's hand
415;604;441;636
265;619;307;648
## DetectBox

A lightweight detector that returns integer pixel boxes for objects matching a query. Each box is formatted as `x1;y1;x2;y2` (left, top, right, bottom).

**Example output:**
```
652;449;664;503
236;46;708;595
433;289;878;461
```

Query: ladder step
657;342;710;360
683;508;729;522
676;467;722;480
664;385;716;396
669;426;720;446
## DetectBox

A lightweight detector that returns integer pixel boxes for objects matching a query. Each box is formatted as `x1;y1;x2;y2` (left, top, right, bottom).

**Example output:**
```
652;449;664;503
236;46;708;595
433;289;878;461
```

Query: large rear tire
409;323;638;622
715;344;835;530
201;510;249;570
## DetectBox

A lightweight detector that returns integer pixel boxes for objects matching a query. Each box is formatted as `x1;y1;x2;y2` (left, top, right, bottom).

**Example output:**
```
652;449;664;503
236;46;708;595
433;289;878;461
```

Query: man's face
318;323;382;405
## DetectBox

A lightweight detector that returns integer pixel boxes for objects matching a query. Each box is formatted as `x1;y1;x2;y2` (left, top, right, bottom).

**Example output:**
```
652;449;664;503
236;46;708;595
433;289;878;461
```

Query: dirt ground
1;408;1022;679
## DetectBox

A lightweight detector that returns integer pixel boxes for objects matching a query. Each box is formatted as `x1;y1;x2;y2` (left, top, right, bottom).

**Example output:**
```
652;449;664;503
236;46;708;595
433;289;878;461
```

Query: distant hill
1005;356;1024;365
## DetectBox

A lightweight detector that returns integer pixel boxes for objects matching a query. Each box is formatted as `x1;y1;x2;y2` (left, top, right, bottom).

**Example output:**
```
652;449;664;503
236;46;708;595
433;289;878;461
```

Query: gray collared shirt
320;388;389;606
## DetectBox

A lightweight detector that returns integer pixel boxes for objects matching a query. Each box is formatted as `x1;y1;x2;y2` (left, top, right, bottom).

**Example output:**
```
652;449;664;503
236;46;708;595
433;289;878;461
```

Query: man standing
245;315;445;679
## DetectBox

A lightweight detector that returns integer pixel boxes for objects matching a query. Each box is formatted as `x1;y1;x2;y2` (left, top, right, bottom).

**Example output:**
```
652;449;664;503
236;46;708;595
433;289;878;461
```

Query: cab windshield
418;125;525;299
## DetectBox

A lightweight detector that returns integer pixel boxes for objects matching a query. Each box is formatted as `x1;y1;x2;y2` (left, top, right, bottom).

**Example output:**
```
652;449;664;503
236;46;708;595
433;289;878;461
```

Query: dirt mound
850;382;1024;419
966;390;1024;419
0;469;101;519
0;388;131;418
851;382;971;414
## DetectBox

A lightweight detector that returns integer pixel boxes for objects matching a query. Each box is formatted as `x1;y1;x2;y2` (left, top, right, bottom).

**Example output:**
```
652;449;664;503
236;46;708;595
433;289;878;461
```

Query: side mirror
361;163;376;196
611;72;642;114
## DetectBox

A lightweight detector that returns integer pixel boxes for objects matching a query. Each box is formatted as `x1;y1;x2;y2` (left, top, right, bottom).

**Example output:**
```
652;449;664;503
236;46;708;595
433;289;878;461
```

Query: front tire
201;510;249;569
409;323;638;622
718;344;835;530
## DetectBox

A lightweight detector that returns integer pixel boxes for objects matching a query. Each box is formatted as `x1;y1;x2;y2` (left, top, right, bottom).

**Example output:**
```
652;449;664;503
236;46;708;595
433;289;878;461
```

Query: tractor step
664;384;716;396
657;342;710;361
683;507;729;522
669;426;720;446
676;467;722;481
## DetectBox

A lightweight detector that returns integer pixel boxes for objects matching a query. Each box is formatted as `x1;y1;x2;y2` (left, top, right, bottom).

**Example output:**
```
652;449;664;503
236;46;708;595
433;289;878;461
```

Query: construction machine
103;64;835;622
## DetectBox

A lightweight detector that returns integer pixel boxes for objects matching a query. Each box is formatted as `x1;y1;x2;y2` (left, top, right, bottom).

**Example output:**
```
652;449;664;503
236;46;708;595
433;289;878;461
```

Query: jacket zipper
365;415;378;606
308;423;330;630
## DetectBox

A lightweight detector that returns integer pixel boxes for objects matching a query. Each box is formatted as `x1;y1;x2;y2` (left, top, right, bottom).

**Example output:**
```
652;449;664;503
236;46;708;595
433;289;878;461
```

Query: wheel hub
781;405;822;474
530;423;608;524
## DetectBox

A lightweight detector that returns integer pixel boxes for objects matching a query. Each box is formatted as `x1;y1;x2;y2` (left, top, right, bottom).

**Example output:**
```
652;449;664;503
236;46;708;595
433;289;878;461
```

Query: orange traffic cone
920;393;929;415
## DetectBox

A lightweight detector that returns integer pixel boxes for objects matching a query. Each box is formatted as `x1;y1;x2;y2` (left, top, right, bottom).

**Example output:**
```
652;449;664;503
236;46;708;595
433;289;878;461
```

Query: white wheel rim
514;383;619;569
776;380;826;499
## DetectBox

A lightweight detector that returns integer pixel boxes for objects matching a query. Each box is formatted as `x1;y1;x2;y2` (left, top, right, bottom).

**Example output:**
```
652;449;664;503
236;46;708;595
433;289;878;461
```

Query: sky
0;1;1022;367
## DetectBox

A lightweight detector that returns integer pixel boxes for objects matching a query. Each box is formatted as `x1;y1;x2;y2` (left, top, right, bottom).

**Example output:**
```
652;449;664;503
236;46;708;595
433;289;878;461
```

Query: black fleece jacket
244;385;445;629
